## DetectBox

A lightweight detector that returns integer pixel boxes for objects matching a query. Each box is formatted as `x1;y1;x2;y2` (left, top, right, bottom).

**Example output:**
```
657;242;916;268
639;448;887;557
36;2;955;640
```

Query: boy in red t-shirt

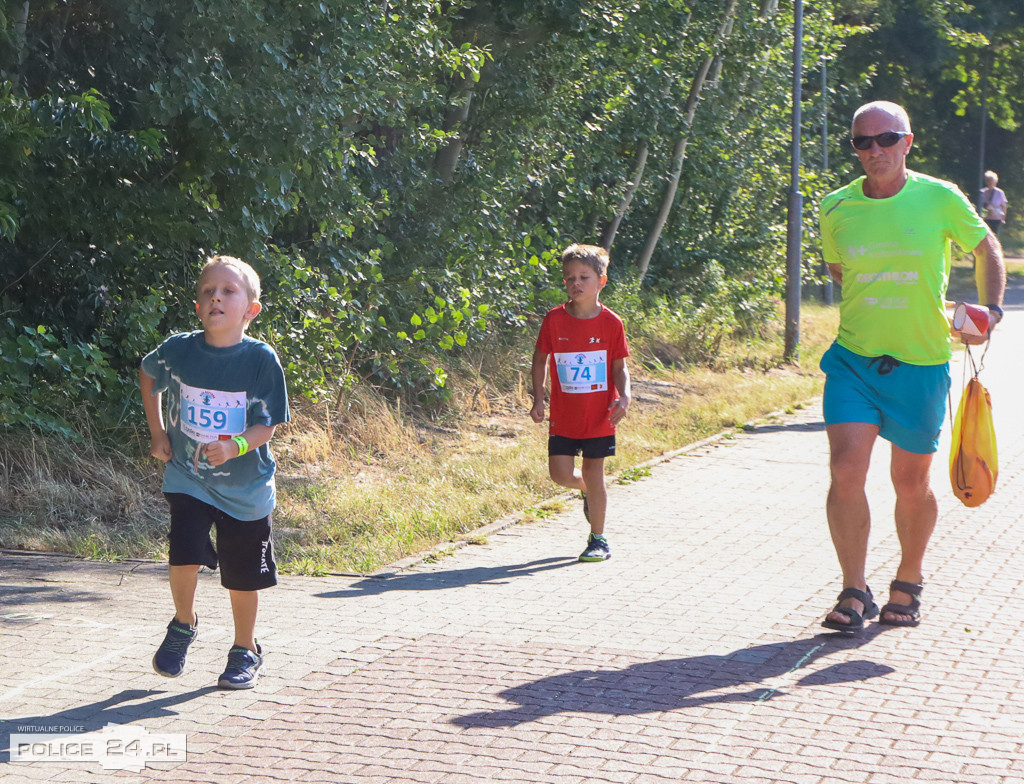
530;244;631;561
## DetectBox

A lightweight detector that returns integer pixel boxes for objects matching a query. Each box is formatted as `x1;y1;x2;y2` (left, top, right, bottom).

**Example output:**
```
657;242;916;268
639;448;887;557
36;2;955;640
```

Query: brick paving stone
6;299;1024;782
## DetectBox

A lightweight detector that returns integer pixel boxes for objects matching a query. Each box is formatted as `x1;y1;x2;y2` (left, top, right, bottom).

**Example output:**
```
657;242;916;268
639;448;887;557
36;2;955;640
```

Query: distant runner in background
981;170;1008;236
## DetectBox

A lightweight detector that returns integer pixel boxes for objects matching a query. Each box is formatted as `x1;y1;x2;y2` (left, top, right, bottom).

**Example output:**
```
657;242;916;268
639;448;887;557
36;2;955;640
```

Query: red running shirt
535;303;630;439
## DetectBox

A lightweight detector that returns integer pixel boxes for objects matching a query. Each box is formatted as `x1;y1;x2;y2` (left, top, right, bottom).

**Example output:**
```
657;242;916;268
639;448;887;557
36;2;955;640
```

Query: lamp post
784;0;804;361
820;54;832;305
976;49;991;210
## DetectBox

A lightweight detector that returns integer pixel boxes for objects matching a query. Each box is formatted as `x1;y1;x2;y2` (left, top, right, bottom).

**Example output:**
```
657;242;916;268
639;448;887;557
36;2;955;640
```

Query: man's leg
825;422;879;625
885;444;936;623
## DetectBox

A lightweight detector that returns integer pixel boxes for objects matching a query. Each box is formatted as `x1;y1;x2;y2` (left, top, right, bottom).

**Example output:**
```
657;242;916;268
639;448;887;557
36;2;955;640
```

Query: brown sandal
821;586;878;633
878;580;923;627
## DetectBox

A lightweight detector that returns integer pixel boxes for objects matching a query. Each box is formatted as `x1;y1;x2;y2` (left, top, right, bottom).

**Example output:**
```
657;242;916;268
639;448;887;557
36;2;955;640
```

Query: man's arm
973;231;1006;313
956;231;1007;346
827;262;842;286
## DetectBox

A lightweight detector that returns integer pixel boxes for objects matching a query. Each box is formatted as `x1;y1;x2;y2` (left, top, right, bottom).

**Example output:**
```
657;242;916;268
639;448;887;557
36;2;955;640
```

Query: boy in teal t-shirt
141;255;289;689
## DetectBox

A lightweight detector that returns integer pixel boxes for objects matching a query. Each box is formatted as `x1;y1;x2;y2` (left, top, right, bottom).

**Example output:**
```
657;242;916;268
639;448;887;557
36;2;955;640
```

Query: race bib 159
179;382;247;442
554;350;608;394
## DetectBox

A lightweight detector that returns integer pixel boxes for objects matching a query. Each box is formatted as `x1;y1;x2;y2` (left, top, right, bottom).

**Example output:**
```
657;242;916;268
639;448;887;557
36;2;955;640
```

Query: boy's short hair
561;244;610;277
200;255;262;303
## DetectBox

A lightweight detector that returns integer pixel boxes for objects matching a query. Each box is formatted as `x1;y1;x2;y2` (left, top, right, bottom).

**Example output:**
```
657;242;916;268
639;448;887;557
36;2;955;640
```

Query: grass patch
617;466;652;484
0;301;839;574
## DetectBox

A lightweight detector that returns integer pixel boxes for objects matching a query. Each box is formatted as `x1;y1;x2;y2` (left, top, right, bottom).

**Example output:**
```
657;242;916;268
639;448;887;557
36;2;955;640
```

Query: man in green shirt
818;101;1005;632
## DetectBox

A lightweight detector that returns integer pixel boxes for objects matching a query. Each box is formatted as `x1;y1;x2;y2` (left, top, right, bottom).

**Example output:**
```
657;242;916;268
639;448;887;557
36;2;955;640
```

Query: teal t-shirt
820;171;989;365
141;332;290;520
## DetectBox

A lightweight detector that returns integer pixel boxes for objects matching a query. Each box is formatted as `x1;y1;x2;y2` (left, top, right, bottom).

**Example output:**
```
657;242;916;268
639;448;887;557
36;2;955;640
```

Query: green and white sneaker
217;643;264;690
153;615;198;678
579;533;610;562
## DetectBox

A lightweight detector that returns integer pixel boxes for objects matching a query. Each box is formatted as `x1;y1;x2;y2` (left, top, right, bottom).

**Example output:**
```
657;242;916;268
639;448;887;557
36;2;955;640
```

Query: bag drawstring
949;344;982;432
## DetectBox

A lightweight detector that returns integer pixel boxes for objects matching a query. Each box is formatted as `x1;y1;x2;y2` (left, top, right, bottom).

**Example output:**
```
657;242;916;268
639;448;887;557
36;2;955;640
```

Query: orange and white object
951;302;993;338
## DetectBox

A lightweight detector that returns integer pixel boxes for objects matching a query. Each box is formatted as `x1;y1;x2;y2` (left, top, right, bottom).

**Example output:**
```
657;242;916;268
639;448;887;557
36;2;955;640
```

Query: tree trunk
434;74;476;182
600;141;648;250
13;2;31;86
635;0;738;279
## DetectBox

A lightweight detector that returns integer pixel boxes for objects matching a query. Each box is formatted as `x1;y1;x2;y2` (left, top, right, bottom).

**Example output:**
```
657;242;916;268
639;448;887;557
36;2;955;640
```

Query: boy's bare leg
580;457;607;536
548;455;608;535
168;565;200;626
548;455;584;492
229;589;259;652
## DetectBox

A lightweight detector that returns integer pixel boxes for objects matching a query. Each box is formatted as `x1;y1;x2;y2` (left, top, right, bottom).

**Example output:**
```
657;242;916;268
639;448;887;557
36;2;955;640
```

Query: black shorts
164;493;277;591
548;434;616;459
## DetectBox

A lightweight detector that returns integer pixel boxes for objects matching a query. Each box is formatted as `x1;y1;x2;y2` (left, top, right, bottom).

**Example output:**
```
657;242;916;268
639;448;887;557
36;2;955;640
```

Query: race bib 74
554;350;608;394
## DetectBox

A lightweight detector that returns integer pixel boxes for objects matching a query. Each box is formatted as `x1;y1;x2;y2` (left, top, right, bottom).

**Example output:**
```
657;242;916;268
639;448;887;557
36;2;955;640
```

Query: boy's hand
529;400;545;424
202;439;238;467
608;395;630;426
149;433;173;463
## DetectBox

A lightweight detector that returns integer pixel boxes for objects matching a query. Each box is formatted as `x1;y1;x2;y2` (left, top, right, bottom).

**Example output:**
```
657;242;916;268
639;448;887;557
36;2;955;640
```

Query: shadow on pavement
453;627;895;728
0;555;164;608
0;687;218;762
740;420;826;436
315;557;579;598
0;584;105;607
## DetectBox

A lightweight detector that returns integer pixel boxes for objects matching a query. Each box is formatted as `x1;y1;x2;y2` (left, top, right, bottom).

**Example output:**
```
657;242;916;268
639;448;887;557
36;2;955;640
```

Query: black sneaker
153;616;198;678
581;491;590;523
579;533;610;562
218;643;264;690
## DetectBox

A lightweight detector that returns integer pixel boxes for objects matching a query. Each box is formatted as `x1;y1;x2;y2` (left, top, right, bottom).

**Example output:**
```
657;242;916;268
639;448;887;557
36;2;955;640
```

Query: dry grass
0;301;839;573
0;435;167;559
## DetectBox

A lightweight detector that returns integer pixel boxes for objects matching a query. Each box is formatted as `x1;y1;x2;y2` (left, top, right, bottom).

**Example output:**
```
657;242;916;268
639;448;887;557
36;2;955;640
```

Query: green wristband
232;435;249;457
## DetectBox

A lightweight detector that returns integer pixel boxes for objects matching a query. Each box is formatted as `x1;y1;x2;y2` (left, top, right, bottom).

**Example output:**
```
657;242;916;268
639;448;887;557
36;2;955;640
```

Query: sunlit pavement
3;286;1024;783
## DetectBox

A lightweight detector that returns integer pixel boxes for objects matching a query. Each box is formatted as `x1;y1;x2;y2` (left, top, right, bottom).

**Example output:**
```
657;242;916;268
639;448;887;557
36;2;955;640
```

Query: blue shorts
820;342;949;455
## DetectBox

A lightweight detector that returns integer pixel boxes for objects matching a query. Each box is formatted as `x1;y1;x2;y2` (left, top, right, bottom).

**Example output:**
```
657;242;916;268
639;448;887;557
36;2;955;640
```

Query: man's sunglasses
850;131;909;151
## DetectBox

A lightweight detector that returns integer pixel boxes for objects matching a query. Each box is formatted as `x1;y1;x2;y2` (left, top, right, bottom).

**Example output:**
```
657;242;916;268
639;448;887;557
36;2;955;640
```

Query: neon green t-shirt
820;171;989;365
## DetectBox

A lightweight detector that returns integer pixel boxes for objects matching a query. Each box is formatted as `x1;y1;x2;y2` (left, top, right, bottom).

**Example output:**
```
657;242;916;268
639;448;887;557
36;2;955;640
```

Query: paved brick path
3;296;1024;783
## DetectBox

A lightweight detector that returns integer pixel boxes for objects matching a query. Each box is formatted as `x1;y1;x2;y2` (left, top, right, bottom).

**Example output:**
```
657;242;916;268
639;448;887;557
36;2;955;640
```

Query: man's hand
959;331;990;346
957;303;1002;346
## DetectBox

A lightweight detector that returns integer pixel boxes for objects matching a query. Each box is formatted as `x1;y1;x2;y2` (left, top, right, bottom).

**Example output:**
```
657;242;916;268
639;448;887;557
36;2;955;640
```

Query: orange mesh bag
949;372;998;508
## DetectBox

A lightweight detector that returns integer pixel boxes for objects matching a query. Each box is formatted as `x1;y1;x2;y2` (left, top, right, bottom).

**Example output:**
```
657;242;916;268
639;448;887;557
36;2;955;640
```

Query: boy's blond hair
561;243;610;277
200;255;262;303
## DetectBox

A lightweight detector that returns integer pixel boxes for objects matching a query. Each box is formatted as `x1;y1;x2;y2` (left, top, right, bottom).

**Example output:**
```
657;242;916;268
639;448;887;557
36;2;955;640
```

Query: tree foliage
1;0;1019;439
825;0;1024;203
